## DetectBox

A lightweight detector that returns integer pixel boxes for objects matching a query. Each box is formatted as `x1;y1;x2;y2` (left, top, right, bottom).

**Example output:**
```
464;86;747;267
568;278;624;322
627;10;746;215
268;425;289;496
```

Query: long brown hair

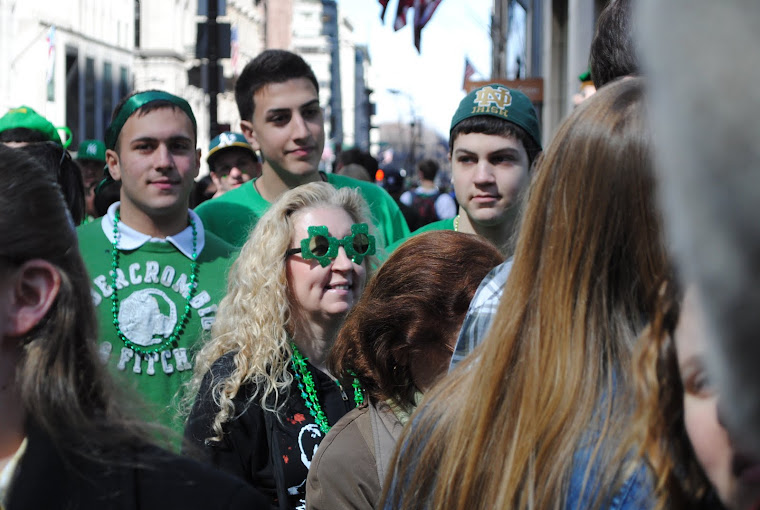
383;77;667;510
330;231;504;409
0;146;152;461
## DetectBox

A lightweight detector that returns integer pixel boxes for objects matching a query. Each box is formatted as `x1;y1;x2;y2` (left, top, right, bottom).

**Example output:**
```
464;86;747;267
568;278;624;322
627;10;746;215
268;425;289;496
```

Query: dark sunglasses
286;223;376;267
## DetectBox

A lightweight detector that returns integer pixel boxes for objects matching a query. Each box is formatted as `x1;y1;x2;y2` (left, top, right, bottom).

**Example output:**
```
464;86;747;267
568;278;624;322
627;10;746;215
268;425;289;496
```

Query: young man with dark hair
77;90;236;437
400;158;457;225
195;49;409;248
206;131;261;197
391;83;541;255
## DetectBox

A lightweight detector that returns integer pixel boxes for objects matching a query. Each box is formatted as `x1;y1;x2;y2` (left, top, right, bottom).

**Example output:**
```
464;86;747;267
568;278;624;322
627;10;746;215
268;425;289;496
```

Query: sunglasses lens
352;233;370;255
309;235;330;257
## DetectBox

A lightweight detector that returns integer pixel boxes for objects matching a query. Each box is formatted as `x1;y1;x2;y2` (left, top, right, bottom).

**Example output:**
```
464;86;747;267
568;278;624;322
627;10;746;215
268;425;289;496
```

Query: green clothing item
77;220;236;438
194;173;410;249
383;217;456;258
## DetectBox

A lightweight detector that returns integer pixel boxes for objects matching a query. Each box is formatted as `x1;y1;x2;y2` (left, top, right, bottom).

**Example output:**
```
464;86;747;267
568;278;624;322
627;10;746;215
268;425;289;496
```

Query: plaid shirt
449;259;513;371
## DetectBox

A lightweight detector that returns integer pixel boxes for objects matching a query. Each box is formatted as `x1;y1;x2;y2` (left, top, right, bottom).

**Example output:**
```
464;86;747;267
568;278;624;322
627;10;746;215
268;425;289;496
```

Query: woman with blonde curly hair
185;181;378;510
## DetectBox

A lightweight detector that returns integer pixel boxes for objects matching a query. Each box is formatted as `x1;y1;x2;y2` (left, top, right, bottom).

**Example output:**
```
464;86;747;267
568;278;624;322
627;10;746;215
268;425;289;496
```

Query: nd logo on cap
474;86;513;110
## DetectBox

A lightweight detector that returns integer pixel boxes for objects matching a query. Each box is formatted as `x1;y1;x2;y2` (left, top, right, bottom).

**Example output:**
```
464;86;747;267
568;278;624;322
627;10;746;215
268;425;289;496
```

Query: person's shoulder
138;445;270;508
327;173;390;200
413;218;455;234
318;405;371;456
200;230;239;258
76;215;106;239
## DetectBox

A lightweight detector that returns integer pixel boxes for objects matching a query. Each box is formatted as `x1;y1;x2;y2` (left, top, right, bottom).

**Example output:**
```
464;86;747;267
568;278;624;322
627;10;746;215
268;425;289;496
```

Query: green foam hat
76;139;106;162
0;105;72;148
450;84;541;150
207;132;256;162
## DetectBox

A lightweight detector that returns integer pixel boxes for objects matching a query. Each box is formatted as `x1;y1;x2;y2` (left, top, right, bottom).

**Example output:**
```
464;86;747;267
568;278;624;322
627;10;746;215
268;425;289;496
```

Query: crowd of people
1;0;759;508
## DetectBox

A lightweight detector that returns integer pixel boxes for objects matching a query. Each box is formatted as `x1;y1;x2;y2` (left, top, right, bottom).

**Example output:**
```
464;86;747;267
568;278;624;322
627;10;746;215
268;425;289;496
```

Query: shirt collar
0;436;28;507
99;202;206;259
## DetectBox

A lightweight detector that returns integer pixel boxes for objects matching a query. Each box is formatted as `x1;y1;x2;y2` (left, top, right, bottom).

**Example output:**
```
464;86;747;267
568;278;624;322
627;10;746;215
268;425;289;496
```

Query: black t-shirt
184;352;360;510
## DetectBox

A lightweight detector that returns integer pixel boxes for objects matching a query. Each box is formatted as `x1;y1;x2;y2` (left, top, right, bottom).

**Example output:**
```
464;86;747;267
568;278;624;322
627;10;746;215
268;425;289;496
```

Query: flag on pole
394;0;414;31
230;25;240;76
463;57;478;90
413;0;443;51
379;0;390;21
45;26;56;84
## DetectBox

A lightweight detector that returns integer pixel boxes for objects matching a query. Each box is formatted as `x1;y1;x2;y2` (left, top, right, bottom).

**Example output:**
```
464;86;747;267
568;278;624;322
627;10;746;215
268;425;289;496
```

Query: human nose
331;245;353;271
291;113;311;142
229;166;243;179
154;143;174;169
473;161;495;183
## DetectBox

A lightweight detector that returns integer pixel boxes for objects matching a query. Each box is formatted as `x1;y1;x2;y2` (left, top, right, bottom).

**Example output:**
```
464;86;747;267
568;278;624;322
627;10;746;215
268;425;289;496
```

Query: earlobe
7;260;61;338
105;149;122;182
240;120;260;151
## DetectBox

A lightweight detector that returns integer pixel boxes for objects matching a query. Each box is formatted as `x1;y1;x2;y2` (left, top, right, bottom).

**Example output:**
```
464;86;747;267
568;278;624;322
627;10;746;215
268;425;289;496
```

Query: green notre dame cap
207;132;256;162
0;105;72;148
450;84;541;149
76;139;106;162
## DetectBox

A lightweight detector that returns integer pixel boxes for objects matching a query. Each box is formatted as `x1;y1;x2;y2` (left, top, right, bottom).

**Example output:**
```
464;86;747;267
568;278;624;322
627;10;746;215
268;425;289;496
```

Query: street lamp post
388;88;417;173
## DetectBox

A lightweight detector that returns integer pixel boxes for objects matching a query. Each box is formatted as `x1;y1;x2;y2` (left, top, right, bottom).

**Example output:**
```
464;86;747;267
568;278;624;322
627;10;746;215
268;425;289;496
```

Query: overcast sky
338;0;494;138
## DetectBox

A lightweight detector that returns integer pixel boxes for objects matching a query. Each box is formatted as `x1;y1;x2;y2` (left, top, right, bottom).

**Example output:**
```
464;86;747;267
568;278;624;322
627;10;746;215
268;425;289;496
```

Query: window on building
119;66;130;102
103;62;113;132
65;48;79;147
85;57;96;139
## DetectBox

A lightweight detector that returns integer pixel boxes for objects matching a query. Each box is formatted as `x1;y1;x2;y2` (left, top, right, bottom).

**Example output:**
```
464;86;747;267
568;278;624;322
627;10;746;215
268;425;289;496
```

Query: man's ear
194;148;201;179
5;260;61;338
105;148;122;182
240;120;260;151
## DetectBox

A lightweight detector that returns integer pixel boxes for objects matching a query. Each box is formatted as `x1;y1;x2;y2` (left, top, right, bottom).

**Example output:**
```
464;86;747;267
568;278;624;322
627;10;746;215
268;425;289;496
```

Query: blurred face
210;148;260;193
286;207;367;329
242;78;325;181
450;132;530;227
676;288;760;509
78;159;105;189
107;107;200;223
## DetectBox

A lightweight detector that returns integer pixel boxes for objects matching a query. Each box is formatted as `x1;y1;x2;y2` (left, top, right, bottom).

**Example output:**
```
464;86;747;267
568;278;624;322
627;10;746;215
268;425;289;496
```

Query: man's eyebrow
300;99;320;109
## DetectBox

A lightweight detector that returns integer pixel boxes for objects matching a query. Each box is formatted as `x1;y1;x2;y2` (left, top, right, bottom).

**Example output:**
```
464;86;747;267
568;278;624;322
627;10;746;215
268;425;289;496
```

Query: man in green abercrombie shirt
77;90;236;439
194;49;409;249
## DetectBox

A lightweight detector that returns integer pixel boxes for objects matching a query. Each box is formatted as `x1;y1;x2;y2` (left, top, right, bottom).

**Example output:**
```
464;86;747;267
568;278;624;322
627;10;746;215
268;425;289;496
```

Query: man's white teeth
330;284;350;290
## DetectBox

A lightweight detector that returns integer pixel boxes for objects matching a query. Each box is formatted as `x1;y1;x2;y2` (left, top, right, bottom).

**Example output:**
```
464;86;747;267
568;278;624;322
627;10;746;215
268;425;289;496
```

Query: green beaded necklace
290;342;364;434
109;209;199;355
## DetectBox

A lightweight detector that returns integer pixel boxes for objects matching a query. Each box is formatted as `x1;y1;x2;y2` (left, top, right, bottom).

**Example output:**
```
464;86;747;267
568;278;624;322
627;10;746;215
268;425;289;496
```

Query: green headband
105;91;197;150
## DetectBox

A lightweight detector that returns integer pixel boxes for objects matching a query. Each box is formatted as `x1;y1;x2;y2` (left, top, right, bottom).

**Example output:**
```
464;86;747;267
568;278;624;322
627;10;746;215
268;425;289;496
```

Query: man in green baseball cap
76;139;107;219
388;83;542;256
206;131;261;198
0;105;72;148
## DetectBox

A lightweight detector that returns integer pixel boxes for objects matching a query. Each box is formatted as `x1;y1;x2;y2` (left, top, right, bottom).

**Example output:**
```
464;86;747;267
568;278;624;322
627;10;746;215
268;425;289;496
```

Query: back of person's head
416;159;439;182
235;49;319;123
384;77;667;510
330;231;503;410
190;174;216;208
590;0;637;89
335;163;372;182
337;147;378;175
107;90;198;152
449;84;542;167
94;179;122;217
0;145;140;457
0;105;71;148
16;141;86;225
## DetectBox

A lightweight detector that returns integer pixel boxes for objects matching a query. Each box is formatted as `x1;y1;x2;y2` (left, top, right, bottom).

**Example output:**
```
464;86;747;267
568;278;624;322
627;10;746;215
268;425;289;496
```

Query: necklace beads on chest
290;342;364;434
109;209;199;355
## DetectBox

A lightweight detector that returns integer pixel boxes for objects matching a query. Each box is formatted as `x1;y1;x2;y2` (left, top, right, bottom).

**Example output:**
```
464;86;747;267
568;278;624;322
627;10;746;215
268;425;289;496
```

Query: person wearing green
0;105;72;148
387;83;543;256
195;49;409;249
77;90;236;438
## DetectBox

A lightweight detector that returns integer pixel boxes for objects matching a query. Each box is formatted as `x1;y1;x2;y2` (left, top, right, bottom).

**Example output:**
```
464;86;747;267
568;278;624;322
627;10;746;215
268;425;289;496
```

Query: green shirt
383;217;456;258
77;218;236;438
194;173;410;249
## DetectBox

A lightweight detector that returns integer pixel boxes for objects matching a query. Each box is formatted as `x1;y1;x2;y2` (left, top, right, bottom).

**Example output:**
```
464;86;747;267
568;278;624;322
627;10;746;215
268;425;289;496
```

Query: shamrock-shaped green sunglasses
286;223;376;267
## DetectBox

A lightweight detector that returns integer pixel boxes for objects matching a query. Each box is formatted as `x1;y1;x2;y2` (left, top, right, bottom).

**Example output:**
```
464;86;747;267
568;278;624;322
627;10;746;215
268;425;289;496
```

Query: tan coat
305;403;405;510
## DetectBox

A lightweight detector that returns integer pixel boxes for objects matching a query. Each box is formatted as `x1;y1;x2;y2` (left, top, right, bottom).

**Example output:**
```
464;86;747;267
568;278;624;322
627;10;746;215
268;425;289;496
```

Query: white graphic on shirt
288;423;323;503
118;288;177;347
